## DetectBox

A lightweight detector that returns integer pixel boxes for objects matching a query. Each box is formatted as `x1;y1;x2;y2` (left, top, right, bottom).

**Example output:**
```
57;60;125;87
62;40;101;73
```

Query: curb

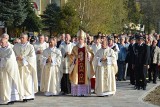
138;82;160;107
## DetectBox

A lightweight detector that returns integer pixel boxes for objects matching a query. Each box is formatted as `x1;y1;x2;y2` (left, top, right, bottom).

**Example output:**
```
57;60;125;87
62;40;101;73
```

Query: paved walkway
2;80;160;107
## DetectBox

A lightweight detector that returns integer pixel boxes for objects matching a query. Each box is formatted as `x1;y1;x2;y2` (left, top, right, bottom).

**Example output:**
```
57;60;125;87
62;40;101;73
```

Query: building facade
32;0;68;15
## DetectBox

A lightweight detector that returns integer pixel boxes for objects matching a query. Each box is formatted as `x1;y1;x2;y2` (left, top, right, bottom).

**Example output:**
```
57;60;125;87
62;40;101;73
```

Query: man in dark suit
134;36;150;90
57;33;65;48
126;37;136;85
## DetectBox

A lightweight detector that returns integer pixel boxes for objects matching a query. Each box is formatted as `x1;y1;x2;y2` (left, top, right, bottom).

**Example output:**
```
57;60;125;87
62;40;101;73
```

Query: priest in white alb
0;38;24;105
40;37;62;96
94;40;118;96
59;34;75;94
33;34;49;87
13;33;38;102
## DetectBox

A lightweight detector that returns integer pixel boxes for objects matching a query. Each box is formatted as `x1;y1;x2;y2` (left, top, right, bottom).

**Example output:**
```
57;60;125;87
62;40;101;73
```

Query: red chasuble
78;47;85;84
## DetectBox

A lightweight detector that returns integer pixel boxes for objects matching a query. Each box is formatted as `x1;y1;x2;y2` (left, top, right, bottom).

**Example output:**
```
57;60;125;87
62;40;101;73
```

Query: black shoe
28;98;34;101
118;79;122;81
137;86;140;90
23;99;28;102
134;86;137;89
153;81;157;84
7;101;14;105
134;86;140;90
147;81;151;83
143;86;146;90
60;91;65;95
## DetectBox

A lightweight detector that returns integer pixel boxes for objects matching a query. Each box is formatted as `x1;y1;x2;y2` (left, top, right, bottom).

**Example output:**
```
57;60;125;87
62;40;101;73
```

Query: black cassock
61;74;71;94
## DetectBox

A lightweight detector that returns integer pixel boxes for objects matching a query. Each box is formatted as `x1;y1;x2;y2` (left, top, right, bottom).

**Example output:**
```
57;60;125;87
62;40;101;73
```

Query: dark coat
126;43;136;64
57;40;63;48
134;43;150;66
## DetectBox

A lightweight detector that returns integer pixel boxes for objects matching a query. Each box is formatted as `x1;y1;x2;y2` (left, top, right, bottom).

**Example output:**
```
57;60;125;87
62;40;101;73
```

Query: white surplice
0;46;24;104
91;43;101;78
40;47;62;96
8;42;14;48
13;42;38;99
33;42;49;86
91;43;101;55
59;42;75;74
109;43;119;60
94;47;118;96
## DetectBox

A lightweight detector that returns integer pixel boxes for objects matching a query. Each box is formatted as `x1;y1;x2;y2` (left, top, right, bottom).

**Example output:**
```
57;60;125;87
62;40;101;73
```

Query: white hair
1;33;9;40
20;33;28;38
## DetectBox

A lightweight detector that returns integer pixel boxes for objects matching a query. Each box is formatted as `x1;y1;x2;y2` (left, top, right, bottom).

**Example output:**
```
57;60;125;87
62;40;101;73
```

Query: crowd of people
0;30;160;105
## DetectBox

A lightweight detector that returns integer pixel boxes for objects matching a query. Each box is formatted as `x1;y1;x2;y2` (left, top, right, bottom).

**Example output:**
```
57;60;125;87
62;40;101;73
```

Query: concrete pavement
2;80;160;107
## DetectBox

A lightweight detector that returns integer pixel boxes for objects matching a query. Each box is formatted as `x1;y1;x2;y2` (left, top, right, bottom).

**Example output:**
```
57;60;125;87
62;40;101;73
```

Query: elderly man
69;30;94;96
41;37;62;96
0;38;23;105
13;33;38;101
1;33;13;48
94;40;117;96
59;34;75;94
33;34;49;88
148;40;160;84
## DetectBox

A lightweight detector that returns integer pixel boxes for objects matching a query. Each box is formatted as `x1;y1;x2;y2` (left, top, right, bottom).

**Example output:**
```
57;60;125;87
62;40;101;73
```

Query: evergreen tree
59;4;80;36
22;0;43;32
0;0;27;27
41;3;61;36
